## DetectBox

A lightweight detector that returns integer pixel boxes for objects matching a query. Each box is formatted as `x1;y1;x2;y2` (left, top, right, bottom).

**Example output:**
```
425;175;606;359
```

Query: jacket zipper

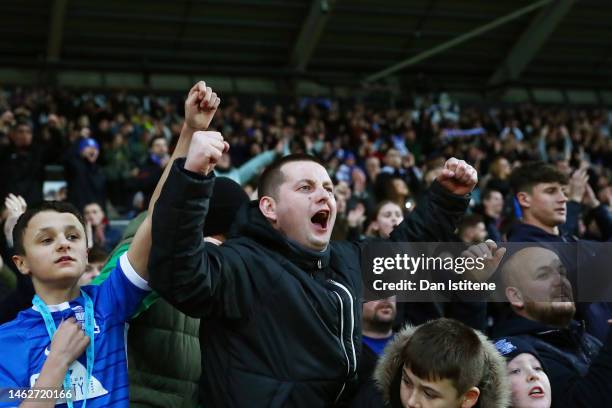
331;290;349;403
329;280;357;373
331;291;350;376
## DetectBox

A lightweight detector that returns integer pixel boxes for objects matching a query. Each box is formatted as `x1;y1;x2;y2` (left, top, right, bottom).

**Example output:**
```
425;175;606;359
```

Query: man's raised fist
184;131;230;175
436;157;478;196
185;81;221;131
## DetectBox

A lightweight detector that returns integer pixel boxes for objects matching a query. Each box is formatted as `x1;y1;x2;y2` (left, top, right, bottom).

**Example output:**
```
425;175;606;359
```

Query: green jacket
92;212;201;408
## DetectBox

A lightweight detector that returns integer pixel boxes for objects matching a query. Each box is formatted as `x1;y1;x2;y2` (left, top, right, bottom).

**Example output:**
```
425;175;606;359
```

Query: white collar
32;301;71;313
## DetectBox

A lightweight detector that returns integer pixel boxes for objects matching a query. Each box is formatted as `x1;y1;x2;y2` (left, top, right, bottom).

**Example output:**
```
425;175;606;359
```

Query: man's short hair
88;245;109;264
401;318;485;395
148;135;167;149
12;201;86;256
83;201;104;212
258;154;324;199
481;188;501;202
509;161;568;195
458;214;483;233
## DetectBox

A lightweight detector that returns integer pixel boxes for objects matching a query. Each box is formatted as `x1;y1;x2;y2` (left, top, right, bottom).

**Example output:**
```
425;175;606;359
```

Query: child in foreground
0;201;152;408
0;81;221;408
495;337;552;408
374;318;510;408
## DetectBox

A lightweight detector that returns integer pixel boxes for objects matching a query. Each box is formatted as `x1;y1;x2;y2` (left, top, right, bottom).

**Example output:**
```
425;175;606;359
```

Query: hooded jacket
148;160;470;407
374;324;510;408
493;313;612;408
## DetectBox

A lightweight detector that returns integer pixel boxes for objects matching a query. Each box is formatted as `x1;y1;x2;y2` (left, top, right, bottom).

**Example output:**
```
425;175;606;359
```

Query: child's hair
401;318;485;395
12;201;87;255
509;161;568;195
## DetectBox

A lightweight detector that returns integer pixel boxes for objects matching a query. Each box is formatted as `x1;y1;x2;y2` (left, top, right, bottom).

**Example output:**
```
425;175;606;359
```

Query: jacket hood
374;324;510;408
230;200;331;272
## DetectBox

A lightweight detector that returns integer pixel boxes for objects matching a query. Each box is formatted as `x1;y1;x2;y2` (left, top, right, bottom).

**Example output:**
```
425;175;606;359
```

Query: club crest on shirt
72;305;100;334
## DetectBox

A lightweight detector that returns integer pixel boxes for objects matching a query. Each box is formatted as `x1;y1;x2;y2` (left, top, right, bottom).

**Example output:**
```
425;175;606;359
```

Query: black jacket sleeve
560;201;581;238
386;181;487;331
592;204;612;241
389;180;469;243
147;159;253;319
545;333;612;408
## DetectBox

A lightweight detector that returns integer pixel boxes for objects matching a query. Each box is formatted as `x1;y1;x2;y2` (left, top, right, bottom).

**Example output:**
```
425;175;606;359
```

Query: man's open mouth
311;210;330;230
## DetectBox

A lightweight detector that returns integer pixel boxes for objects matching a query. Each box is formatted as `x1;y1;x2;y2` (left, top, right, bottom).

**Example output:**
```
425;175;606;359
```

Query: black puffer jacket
148;160;469;407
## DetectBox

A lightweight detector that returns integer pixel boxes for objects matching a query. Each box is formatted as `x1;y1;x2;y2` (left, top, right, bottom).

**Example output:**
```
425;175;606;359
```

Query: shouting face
260;161;337;251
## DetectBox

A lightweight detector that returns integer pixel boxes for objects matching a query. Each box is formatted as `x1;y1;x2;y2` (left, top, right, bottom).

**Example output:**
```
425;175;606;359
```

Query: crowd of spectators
0;87;610;233
1;85;611;407
2;87;611;298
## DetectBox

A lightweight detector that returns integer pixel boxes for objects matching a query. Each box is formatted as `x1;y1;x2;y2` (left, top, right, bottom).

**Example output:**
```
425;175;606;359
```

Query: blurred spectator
64;136;107;213
0;193;33;324
457;214;487;244
366;201;404;239
481;156;512;197
103;133;134;210
77;245;108;286
350;297;397;407
83;202;121;253
131;135;170;208
478;188;504;242
0;118;64;205
0;253;16;302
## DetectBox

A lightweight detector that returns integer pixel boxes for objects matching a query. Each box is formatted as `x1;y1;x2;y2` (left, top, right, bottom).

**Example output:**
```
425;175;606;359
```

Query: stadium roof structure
1;0;611;101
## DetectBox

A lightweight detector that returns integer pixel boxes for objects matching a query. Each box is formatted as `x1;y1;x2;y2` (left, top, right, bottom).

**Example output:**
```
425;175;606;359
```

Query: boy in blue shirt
0;81;221;408
0;201;151;407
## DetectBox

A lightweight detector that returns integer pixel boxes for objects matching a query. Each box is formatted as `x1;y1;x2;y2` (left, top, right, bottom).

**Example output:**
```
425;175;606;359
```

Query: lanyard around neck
33;289;95;408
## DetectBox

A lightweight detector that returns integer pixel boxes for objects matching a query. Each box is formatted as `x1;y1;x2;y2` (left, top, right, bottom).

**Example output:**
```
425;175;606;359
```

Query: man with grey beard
492;246;612;408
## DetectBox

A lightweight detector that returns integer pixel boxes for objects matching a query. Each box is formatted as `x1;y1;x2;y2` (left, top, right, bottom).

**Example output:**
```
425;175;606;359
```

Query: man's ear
259;196;278;223
11;254;30;276
506;286;524;309
460;387;480;408
516;191;531;209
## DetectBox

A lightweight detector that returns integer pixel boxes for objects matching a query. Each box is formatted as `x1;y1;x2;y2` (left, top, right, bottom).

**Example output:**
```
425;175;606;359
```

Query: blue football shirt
0;253;150;407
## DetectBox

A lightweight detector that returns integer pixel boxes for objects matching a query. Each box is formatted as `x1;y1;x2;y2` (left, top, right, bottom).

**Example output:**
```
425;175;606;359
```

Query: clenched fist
185;81;221;131
184;131;230;175
436;157;478;196
49;317;90;368
461;239;506;283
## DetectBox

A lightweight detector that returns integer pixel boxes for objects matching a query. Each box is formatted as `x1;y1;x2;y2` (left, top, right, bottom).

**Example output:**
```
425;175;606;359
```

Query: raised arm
126;81;220;280
390;158;477;243
147;132;253;318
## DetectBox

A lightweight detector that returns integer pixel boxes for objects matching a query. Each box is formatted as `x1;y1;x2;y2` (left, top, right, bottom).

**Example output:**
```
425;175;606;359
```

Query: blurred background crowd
1;87;610;246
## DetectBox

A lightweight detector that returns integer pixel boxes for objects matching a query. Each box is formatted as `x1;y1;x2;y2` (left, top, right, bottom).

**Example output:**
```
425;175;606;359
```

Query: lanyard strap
33;290;95;407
